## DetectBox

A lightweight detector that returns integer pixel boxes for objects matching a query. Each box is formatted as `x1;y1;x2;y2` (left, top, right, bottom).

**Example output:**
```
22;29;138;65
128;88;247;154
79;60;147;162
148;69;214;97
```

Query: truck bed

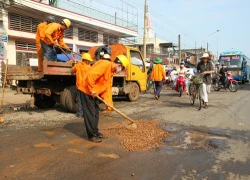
2;60;77;81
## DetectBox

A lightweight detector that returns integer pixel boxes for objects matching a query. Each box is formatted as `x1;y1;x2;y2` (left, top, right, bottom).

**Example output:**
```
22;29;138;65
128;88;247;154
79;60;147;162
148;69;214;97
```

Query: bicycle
189;73;204;110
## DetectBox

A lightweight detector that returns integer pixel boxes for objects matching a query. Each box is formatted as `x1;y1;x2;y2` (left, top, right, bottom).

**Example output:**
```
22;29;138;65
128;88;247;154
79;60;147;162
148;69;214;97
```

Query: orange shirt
150;64;166;81
72;62;91;92
40;23;68;48
36;22;47;47
81;60;114;98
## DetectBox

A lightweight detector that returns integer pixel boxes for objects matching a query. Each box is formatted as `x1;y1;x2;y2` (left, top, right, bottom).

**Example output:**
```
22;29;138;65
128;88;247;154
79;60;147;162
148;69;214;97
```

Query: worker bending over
80;55;129;143
36;15;55;71
72;53;93;117
40;19;71;61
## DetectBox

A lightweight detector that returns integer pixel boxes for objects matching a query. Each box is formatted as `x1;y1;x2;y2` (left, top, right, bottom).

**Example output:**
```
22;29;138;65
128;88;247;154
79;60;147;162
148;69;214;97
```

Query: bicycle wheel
189;84;195;105
196;86;202;110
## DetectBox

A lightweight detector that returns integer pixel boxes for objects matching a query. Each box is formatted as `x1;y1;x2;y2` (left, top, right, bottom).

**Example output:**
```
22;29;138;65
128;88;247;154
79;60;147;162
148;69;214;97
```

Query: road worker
40;19;71;61
79;55;129;143
150;57;166;100
101;54;113;112
36;15;55;71
72;53;93;117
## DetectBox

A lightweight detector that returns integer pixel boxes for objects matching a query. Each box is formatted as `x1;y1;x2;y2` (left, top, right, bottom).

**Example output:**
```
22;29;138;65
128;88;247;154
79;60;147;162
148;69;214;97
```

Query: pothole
165;131;228;150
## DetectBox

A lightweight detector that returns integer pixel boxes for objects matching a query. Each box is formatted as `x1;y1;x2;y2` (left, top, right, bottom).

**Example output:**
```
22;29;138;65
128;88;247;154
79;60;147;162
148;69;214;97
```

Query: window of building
16;41;36;51
64;26;73;39
16;52;37;66
78;28;98;43
9;13;41;33
103;34;119;45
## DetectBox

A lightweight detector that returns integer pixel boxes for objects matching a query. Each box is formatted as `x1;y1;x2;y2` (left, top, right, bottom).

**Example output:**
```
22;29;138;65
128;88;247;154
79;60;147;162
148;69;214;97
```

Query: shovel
96;95;138;129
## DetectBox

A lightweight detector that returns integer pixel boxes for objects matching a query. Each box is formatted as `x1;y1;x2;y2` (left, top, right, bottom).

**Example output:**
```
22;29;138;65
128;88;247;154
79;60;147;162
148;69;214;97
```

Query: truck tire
34;94;56;109
127;82;140;101
60;86;78;113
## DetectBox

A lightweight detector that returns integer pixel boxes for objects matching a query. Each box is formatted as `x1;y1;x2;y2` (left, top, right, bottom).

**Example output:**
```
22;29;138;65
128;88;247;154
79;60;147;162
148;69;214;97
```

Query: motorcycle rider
219;64;227;88
176;61;188;92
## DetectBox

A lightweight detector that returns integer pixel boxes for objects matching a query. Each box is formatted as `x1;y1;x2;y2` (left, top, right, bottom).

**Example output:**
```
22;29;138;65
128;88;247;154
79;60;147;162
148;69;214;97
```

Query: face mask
116;67;122;73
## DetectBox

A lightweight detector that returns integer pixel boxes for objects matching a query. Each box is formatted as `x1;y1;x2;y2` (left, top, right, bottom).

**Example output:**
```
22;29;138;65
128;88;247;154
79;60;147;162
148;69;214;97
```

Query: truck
2;44;147;113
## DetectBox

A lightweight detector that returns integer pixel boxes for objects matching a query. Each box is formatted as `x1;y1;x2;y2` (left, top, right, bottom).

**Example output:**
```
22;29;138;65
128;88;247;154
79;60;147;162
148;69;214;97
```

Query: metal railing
55;0;138;31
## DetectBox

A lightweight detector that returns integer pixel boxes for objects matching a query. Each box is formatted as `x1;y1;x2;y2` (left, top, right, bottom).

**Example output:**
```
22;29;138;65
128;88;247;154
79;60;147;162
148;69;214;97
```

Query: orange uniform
81;60;114;102
72;62;91;92
150;64;166;81
36;22;47;71
41;23;68;49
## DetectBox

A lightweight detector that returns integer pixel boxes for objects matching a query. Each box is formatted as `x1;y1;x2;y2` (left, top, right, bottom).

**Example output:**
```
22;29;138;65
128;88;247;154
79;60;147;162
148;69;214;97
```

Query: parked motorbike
175;75;186;97
213;71;239;92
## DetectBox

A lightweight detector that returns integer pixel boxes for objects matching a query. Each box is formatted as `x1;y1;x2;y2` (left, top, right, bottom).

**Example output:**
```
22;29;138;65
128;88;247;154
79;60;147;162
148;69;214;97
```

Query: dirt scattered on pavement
98;153;120;159
68;148;84;154
104;120;168;152
34;143;57;150
43;131;55;135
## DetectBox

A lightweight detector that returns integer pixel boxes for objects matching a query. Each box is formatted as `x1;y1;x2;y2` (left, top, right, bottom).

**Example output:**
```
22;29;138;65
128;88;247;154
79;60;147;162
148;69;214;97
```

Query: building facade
0;0;138;65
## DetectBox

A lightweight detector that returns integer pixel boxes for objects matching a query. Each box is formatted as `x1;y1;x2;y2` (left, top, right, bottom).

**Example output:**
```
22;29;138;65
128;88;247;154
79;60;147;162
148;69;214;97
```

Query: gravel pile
104;120;168;152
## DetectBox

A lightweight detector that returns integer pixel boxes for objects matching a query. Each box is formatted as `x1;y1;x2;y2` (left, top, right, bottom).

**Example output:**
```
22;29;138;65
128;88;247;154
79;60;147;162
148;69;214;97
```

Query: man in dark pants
80;55;129;143
150;57;166;100
219;64;227;87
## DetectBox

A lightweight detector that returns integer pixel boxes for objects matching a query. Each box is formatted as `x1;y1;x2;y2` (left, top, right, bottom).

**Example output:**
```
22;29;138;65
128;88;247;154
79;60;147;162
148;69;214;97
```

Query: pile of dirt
104;120;168;152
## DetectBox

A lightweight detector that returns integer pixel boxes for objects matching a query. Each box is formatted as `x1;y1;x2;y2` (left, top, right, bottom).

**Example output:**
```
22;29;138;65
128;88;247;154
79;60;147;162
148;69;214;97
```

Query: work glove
91;91;97;98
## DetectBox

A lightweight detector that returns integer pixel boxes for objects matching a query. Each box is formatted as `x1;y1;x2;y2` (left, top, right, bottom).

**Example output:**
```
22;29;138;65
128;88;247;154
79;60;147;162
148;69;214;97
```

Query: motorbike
175;75;186;97
213;71;239;92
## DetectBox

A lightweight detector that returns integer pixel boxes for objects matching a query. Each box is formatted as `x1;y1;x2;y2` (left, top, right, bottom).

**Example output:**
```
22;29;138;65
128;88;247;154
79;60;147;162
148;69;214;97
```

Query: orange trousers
36;43;43;72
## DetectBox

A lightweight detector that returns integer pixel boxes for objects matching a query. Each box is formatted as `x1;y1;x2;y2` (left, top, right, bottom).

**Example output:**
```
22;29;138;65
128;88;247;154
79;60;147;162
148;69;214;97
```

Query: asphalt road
0;84;250;179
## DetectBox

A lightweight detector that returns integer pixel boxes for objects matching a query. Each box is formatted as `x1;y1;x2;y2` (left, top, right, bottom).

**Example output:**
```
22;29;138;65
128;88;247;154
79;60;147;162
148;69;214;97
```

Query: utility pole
143;0;147;60
207;42;209;52
178;34;181;63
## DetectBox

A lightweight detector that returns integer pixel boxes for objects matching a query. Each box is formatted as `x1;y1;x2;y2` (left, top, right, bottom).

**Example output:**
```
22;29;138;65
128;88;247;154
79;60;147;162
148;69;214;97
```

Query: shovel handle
56;44;82;56
56;45;71;60
96;95;135;124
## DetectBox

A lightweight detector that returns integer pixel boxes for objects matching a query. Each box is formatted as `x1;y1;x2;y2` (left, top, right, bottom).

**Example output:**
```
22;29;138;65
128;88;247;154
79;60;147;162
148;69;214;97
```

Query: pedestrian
36;15;55;71
72;53;93;117
80;55;129;143
150;57;166;100
197;52;214;108
40;19;71;61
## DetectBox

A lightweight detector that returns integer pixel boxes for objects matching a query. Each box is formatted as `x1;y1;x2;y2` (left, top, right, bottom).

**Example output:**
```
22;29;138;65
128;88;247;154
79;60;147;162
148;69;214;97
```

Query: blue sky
78;0;250;57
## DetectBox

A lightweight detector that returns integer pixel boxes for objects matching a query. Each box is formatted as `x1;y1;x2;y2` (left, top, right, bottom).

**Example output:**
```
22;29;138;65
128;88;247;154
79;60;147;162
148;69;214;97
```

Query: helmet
61;19;71;28
180;61;185;65
46;15;55;23
82;53;93;62
114;55;129;68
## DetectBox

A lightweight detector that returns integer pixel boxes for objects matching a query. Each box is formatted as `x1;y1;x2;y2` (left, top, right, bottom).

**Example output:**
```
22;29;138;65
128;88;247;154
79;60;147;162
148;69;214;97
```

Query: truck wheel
127;82;140;101
34;94;56;109
60;86;77;113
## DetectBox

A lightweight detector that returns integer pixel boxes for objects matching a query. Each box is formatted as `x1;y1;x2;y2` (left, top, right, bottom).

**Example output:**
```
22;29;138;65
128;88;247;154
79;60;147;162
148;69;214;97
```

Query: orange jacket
150;64;166;81
72;62;91;92
81;60;114;98
36;22;47;47
40;23;68;48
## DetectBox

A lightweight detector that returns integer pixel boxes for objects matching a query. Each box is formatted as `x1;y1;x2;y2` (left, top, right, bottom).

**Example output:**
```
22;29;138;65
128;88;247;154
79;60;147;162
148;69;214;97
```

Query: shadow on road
64;122;88;140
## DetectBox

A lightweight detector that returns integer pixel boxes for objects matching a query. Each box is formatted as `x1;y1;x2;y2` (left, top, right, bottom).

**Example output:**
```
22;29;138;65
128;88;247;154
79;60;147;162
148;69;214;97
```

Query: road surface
0;84;250;179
